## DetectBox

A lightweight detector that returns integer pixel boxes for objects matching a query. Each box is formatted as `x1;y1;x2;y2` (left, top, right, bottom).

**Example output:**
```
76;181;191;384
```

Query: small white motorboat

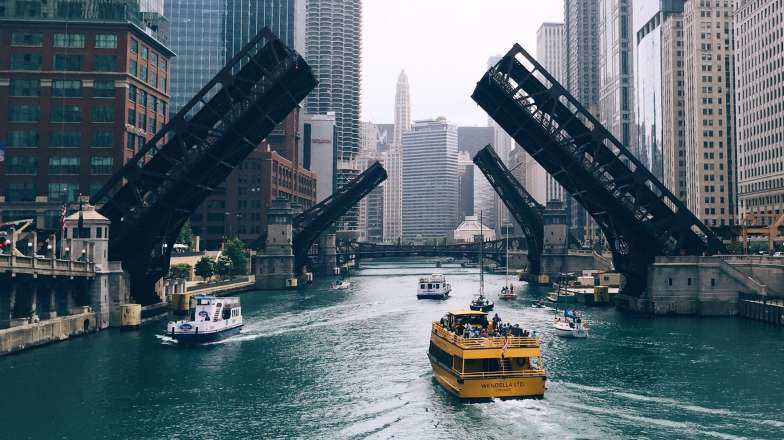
166;295;243;343
333;279;351;289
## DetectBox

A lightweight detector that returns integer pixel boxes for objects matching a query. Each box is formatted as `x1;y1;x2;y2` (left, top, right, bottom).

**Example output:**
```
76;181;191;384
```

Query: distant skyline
362;0;564;127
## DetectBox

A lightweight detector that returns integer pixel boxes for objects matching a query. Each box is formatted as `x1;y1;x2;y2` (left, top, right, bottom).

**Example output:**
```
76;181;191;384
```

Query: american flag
502;335;509;356
59;204;67;231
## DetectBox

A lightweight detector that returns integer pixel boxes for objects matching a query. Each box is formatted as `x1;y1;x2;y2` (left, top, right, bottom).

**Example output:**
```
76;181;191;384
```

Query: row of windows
128;59;167;93
10;33;117;49
3;183;106;204
8;79;115;98
4;156;114;176
1;208;86;230
6;53;119;72
7;105;116;123
5;130;114;148
130;38;167;72
128;85;167;115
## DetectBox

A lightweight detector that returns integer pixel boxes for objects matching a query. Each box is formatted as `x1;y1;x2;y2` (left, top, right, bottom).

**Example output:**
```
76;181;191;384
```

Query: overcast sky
361;0;564;127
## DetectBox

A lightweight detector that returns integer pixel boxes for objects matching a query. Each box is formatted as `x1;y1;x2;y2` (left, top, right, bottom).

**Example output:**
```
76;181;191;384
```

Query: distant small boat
333;280;350;289
470;293;494;312
531;301;547;309
500;285;517;300
417;274;451;299
166;295;243;343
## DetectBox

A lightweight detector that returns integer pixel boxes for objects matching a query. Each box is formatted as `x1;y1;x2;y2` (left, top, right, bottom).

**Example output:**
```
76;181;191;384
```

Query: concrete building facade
734;0;784;224
393;69;410;146
661;14;687;201
0;1;172;229
682;0;737;227
401;118;458;241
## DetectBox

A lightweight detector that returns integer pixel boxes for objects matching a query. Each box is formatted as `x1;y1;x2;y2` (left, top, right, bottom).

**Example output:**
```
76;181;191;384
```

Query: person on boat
492;313;501;328
510;283;514;293
480;329;487;338
531;330;537;338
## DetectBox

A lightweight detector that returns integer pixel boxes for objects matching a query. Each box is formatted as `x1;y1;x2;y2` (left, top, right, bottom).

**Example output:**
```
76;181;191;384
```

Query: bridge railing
0;254;94;273
718;255;784;266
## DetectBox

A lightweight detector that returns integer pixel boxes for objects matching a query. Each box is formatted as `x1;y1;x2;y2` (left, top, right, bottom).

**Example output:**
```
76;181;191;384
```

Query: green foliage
223;238;248;276
169;263;192;279
176;220;193;249
215;255;233;280
194;257;215;281
11;293;33;319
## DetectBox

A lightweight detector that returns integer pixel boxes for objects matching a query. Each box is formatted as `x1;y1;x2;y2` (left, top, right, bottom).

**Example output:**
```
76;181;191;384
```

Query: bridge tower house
64;206;129;328
255;197;295;290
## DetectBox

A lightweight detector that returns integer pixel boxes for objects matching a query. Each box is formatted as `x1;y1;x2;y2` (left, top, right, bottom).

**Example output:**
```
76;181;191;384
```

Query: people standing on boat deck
532;330;537;338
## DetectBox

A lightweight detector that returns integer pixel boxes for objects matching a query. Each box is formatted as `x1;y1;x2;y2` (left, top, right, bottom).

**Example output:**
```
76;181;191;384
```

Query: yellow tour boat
428;310;546;401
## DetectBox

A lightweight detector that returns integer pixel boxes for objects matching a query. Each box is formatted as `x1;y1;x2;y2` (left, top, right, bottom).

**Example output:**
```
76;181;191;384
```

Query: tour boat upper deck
417;274;452;299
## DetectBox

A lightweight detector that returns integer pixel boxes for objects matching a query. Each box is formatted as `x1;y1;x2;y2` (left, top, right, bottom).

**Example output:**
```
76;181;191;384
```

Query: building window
93;81;115;98
54;33;84;47
91;130;114;148
160;78;166;94
10;54;42;70
94;34;117;48
141;46;148;60
137;135;146;151
128;84;137;103
48;183;79;202
129;59;137;76
94;55;117;72
149;96;157;112
92;106;115;123
5;183;36;202
89;183;105;198
8;105;40;122
49;157;80;175
5;156;37;174
159;101;166;116
51;105;82;123
138;114;146;131
126;134;135;152
130;38;138;54
50;130;81;148
51;80;82;97
8;79;40;97
140;66;148;82
138;90;147;107
7;130;38;147
11;33;42;46
52;54;84;71
207;200;225;209
160;59;167;72
2;210;37;223
127;109;135;125
44;210;64;230
150;72;157;88
56;2;83;18
149;117;156;134
150;52;158;67
90;157;113;174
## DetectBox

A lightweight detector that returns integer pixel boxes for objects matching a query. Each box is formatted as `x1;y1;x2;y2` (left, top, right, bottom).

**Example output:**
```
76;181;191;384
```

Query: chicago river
1;261;782;439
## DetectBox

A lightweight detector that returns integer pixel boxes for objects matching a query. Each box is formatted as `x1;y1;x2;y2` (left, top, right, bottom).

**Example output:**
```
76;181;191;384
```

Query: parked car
774;252;784;257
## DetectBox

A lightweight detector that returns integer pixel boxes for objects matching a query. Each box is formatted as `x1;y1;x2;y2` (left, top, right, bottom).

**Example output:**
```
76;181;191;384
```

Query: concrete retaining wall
0;312;98;356
738;300;784;325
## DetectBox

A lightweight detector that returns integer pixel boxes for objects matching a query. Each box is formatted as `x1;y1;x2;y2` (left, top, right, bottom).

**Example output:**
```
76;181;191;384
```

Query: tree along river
1;261;783;439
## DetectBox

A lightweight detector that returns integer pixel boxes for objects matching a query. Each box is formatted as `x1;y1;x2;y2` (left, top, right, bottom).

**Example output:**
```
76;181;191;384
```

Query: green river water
1;261;783;439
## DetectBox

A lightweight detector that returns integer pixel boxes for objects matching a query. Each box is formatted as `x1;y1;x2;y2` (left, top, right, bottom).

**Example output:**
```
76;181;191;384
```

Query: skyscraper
401;118;458;240
633;0;687;182
564;0;600;242
598;0;635;161
533;23;566;204
682;0;737;227
661;14;687;200
735;0;784;225
393;70;410;146
165;0;225;116
305;0;362;235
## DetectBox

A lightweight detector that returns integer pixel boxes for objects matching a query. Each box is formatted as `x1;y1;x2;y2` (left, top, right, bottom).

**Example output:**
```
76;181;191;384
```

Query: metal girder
292;162;387;267
335;237;528;265
471;44;726;297
91;28;316;304
473;145;544;274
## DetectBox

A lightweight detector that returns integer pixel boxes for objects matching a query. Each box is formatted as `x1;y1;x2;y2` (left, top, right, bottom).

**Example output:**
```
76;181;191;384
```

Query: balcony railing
432;322;539;349
0;254;94;273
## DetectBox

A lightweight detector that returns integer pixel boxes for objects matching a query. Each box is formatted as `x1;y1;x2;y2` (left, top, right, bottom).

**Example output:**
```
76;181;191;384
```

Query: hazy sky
362;0;564;127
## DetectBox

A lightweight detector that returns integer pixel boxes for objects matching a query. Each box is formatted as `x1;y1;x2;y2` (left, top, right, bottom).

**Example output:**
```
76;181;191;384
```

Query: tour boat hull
171;324;243;343
469;302;494;312
417;293;449;299
428;354;545;401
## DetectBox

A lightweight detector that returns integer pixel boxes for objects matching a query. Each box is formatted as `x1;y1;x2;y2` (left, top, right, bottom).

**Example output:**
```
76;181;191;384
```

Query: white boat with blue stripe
167;295;243;343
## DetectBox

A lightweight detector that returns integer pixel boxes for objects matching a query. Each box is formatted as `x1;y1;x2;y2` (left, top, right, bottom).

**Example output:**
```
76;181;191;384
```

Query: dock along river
1;260;783;439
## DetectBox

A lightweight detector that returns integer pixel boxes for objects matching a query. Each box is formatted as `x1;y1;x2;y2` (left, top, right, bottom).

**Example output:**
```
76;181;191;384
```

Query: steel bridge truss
471;44;726;296
91;28;316;304
292;162;387;268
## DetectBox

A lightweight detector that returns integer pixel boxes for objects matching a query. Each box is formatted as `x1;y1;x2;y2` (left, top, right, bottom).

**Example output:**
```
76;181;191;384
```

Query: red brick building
189;110;317;251
0;4;173;230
